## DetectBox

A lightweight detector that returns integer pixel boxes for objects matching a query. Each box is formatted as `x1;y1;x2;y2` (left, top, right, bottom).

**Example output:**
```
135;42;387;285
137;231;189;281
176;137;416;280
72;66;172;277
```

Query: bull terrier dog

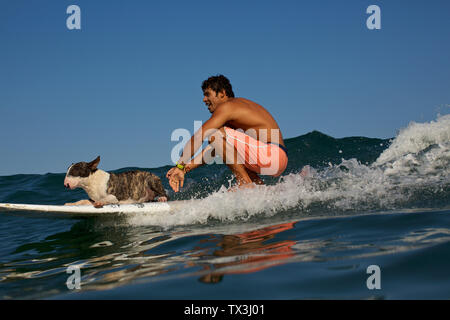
64;156;168;208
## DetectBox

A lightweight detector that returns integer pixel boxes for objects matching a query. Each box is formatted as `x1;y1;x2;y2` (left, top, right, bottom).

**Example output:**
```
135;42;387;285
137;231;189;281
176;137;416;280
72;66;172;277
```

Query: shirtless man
166;75;288;192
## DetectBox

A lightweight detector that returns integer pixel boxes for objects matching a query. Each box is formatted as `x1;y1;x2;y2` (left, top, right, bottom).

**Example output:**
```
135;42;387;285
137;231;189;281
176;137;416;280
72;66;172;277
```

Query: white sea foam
375;114;450;186
376;114;450;165
127;115;450;227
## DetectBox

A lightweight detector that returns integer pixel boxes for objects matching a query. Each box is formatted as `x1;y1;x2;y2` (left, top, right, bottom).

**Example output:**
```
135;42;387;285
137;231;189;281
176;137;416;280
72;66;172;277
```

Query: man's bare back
219;97;286;147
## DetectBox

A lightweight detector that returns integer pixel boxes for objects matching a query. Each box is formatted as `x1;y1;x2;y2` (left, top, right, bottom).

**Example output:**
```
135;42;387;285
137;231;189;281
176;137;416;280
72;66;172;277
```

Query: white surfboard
0;201;188;218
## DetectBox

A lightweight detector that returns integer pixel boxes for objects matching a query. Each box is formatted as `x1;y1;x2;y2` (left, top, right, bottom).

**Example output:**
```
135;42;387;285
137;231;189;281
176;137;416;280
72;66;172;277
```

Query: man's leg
245;168;264;185
209;127;253;187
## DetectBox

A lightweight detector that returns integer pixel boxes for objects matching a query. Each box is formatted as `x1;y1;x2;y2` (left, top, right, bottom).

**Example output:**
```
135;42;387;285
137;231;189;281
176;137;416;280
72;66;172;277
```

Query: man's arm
166;104;232;192
184;144;214;173
177;103;232;166
166;139;216;192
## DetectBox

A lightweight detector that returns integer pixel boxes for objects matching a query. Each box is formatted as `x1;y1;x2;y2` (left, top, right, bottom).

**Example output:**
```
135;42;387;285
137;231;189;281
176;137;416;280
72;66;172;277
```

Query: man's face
203;88;225;113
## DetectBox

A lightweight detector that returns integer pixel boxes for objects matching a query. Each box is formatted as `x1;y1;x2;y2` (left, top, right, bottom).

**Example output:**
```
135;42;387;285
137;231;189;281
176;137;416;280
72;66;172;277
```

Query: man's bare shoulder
214;99;233;113
217;98;254;111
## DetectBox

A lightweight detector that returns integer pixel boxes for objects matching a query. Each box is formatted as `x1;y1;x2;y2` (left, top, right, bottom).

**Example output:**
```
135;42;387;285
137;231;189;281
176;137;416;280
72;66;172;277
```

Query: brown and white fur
64;156;168;208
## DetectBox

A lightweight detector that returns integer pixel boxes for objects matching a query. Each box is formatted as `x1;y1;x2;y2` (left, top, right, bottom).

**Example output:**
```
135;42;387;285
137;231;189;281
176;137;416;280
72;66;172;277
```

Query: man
166;75;288;192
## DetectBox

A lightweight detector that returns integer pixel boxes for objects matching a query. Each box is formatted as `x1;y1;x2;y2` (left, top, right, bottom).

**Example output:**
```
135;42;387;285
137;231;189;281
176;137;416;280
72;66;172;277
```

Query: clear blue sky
1;0;449;175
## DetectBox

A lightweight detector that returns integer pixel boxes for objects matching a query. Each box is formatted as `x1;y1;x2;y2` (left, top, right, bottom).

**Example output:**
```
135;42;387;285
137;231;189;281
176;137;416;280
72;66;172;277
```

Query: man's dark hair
201;75;235;98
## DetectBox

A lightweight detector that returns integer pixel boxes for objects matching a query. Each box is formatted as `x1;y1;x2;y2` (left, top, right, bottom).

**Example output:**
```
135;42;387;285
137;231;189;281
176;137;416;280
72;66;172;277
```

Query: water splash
127;115;450;227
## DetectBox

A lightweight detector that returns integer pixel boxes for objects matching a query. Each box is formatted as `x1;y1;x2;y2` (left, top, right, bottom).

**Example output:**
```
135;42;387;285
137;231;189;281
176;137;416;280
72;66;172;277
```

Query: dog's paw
157;197;168;202
93;201;105;208
64;202;75;206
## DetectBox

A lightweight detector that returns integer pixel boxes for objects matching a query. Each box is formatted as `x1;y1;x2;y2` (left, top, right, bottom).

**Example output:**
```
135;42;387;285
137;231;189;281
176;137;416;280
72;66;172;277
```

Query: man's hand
166;167;185;192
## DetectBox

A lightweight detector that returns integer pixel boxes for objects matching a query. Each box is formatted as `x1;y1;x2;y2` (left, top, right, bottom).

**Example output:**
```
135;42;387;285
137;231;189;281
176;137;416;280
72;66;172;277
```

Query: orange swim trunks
223;126;288;177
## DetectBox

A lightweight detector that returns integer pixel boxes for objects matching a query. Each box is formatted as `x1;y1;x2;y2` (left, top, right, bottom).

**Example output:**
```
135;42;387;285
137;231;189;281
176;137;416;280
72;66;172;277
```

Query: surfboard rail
0;201;176;218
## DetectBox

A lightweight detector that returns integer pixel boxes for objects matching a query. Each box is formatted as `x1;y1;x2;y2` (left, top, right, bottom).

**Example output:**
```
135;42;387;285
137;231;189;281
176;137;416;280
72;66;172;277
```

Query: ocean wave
126;115;450;227
1;115;449;227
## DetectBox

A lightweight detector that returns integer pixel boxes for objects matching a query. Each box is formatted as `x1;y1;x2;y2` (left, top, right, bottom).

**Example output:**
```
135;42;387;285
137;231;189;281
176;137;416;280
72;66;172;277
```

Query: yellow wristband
176;162;185;171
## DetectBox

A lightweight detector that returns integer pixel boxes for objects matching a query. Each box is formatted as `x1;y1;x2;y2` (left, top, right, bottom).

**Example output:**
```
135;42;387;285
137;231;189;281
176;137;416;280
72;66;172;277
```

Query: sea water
0;115;449;299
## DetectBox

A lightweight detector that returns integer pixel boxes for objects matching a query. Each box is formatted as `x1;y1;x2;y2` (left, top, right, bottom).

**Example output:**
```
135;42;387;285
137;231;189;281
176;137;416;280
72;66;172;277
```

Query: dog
64;156;168;208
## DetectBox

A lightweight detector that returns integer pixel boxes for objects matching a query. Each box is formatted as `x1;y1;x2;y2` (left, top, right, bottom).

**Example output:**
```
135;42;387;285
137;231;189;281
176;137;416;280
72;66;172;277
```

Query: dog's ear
89;156;101;170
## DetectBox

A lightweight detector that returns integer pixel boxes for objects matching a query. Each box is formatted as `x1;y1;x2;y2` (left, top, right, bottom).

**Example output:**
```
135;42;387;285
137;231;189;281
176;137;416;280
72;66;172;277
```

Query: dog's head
64;156;100;190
